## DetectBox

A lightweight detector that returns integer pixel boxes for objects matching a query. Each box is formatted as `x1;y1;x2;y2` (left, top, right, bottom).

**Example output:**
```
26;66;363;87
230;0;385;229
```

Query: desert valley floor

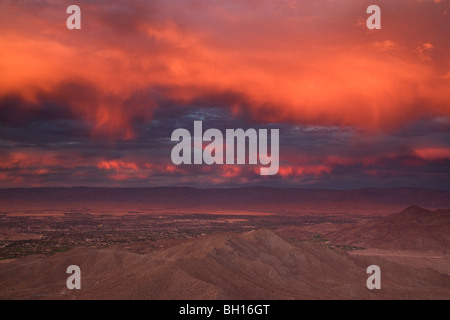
0;188;449;299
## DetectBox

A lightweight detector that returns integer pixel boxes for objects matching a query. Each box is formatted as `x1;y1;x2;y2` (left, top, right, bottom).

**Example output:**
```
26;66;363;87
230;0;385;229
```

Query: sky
0;0;449;189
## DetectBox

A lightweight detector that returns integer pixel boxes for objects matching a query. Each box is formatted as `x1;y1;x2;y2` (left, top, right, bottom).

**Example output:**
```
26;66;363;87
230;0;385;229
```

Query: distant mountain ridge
0;187;449;215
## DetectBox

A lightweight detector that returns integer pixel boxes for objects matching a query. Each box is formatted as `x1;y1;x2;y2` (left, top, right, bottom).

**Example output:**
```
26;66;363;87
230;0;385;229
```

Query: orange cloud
414;148;450;160
97;160;139;171
278;165;332;178
0;0;449;140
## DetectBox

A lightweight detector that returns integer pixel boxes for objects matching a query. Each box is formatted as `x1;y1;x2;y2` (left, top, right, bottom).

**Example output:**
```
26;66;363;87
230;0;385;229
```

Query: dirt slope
0;229;448;300
328;206;450;253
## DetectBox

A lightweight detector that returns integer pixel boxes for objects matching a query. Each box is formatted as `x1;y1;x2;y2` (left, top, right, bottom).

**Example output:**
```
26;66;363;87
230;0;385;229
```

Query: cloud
0;105;449;188
0;0;449;188
0;0;449;139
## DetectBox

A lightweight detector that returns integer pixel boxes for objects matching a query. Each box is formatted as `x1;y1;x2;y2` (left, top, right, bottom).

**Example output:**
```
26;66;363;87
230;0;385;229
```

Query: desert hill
0;229;448;299
327;206;450;253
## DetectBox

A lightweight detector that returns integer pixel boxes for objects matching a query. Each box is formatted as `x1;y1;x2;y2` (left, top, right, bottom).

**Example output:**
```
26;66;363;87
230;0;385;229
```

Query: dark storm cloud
1;102;449;189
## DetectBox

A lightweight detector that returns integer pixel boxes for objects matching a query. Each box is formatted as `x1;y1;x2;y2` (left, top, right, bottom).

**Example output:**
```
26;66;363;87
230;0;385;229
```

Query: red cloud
0;0;449;139
97;160;139;171
278;165;332;178
414;148;450;160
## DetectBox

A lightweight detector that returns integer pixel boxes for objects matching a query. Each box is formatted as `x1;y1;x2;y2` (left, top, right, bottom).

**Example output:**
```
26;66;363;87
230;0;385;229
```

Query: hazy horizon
1;185;450;191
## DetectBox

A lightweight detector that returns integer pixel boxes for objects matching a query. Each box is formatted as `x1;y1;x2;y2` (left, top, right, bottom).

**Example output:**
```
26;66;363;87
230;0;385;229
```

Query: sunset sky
0;0;449;189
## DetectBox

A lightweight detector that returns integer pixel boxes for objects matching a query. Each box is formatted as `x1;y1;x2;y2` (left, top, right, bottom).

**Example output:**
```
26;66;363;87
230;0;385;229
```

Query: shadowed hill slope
0;229;448;299
327;206;450;252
